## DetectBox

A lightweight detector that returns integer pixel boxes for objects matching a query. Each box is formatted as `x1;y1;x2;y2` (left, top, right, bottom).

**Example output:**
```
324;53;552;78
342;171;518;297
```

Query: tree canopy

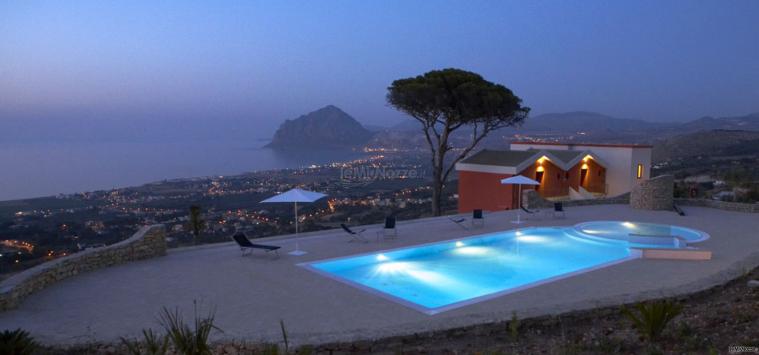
387;68;529;133
387;68;529;215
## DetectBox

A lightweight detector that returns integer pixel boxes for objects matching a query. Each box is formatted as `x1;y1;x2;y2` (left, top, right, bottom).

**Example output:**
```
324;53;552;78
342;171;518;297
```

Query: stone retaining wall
675;198;759;213
0;224;166;311
630;175;674;210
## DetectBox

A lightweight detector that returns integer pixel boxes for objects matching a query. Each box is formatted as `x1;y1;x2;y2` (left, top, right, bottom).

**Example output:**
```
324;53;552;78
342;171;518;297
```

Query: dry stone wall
675;198;759;213
0;224;166;311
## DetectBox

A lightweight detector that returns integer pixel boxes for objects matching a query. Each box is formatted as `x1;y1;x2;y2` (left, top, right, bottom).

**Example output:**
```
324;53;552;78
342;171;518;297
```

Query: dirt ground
308;267;759;355
41;267;758;354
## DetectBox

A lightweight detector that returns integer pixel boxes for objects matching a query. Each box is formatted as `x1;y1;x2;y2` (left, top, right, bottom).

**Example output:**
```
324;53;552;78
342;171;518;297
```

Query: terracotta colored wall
519;160;568;198
458;171;516;212
579;159;606;193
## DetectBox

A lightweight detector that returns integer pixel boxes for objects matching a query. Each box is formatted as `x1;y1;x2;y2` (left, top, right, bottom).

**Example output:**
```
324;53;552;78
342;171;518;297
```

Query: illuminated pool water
302;221;709;314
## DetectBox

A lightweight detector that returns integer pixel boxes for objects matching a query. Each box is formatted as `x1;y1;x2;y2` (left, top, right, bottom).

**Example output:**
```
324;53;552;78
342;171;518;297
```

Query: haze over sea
0;141;362;202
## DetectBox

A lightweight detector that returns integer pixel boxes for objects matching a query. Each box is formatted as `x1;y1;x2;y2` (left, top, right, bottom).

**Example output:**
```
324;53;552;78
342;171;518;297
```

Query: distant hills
258;107;758;194
388;111;759;143
652;129;759;162
677;113;759;132
265;105;373;150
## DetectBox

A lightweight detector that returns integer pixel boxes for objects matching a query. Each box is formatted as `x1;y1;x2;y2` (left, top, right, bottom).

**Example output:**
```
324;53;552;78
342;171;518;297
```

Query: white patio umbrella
501;175;540;224
261;188;327;256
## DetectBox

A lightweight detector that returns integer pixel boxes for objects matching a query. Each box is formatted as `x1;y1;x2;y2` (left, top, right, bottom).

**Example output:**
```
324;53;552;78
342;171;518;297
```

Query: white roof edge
564;150;608;169
514;151;546;172
455;162;517;175
456;149;609;174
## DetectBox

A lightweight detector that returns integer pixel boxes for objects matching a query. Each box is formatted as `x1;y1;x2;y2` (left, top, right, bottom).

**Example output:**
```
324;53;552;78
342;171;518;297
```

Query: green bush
622;300;683;342
121;328;169;355
508;311;520;341
159;303;220;355
0;328;38;355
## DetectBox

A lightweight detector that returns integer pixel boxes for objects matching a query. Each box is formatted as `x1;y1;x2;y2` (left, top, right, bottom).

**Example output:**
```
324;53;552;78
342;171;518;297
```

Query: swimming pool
302;221;709;314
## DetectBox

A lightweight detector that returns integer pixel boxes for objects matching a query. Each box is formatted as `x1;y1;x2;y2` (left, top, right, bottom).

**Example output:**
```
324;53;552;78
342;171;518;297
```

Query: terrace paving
1;205;758;346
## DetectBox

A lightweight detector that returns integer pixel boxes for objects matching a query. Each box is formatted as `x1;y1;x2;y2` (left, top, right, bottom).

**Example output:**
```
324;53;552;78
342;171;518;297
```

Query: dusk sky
2;1;759;135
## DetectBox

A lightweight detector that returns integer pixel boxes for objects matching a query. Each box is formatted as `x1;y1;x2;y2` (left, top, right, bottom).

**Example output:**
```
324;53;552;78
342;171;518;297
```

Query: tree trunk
431;149;446;216
431;176;443;216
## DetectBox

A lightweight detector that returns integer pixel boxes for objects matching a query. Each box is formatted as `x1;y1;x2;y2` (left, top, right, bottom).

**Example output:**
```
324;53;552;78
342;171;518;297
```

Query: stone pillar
630;175;674;210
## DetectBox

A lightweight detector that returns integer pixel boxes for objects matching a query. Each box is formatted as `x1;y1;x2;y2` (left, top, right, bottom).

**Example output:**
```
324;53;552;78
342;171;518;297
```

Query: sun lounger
673;204;685;216
340;223;368;243
520;205;542;220
232;232;280;257
449;216;469;230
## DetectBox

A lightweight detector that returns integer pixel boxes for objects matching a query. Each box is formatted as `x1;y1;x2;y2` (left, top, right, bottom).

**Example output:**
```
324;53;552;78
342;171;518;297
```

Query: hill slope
386;111;759;147
652;129;759;162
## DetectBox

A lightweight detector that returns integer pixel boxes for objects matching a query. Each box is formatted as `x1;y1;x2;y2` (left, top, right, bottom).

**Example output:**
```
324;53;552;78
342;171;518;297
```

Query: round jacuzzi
574;221;709;249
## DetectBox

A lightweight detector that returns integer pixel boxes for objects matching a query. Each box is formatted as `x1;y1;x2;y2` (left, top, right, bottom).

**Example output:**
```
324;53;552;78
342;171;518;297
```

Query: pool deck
1;205;758;346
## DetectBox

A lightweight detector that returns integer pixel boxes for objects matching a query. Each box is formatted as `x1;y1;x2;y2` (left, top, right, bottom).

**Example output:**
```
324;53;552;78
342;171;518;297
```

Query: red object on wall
458;171;519;213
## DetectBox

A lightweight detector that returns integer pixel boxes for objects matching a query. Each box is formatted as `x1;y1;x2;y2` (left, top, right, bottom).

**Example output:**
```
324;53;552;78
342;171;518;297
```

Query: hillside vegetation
652;129;759;162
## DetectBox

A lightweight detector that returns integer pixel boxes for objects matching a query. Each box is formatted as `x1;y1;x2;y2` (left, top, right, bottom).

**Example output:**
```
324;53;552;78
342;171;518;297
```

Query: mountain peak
266;105;373;150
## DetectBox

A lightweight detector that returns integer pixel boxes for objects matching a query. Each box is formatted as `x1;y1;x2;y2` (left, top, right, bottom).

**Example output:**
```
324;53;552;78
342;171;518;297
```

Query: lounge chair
340;223;368;243
377;216;398;240
553;202;566;219
472;209;484;228
673;204;686;216
231;232;280;257
448;216;469;230
520;205;541;220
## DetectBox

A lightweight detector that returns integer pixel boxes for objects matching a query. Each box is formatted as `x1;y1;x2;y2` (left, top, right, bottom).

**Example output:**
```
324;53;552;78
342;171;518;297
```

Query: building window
636;164;644;179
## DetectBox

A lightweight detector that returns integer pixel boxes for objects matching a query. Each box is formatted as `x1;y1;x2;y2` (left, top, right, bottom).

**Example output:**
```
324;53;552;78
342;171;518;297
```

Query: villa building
456;142;652;212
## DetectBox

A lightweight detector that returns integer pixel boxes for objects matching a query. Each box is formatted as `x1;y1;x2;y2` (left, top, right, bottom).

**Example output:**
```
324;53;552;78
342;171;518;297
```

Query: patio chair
472;209;484;228
553;202;566;219
340;223;368;243
377;216;398;240
231;232;280;257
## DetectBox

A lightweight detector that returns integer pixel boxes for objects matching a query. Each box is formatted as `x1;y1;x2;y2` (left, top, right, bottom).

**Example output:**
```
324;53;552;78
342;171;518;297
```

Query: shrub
159;303;220;355
0;328;38;355
121;329;169;355
508;311;520;341
622;300;683;342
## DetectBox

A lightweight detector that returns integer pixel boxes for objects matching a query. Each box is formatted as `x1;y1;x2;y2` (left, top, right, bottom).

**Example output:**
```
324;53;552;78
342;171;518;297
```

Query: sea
0;141;364;201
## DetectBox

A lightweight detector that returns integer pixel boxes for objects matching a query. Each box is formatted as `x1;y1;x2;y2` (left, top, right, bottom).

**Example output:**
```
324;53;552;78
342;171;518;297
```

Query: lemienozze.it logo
340;165;425;187
730;345;759;354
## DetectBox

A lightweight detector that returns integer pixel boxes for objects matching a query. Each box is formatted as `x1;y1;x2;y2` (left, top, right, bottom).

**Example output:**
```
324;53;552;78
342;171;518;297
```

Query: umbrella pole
517;184;521;223
512;184;523;224
288;201;307;256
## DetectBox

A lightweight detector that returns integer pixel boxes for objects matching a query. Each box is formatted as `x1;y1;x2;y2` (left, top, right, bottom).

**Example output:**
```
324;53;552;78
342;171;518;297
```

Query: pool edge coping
298;224;646;315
